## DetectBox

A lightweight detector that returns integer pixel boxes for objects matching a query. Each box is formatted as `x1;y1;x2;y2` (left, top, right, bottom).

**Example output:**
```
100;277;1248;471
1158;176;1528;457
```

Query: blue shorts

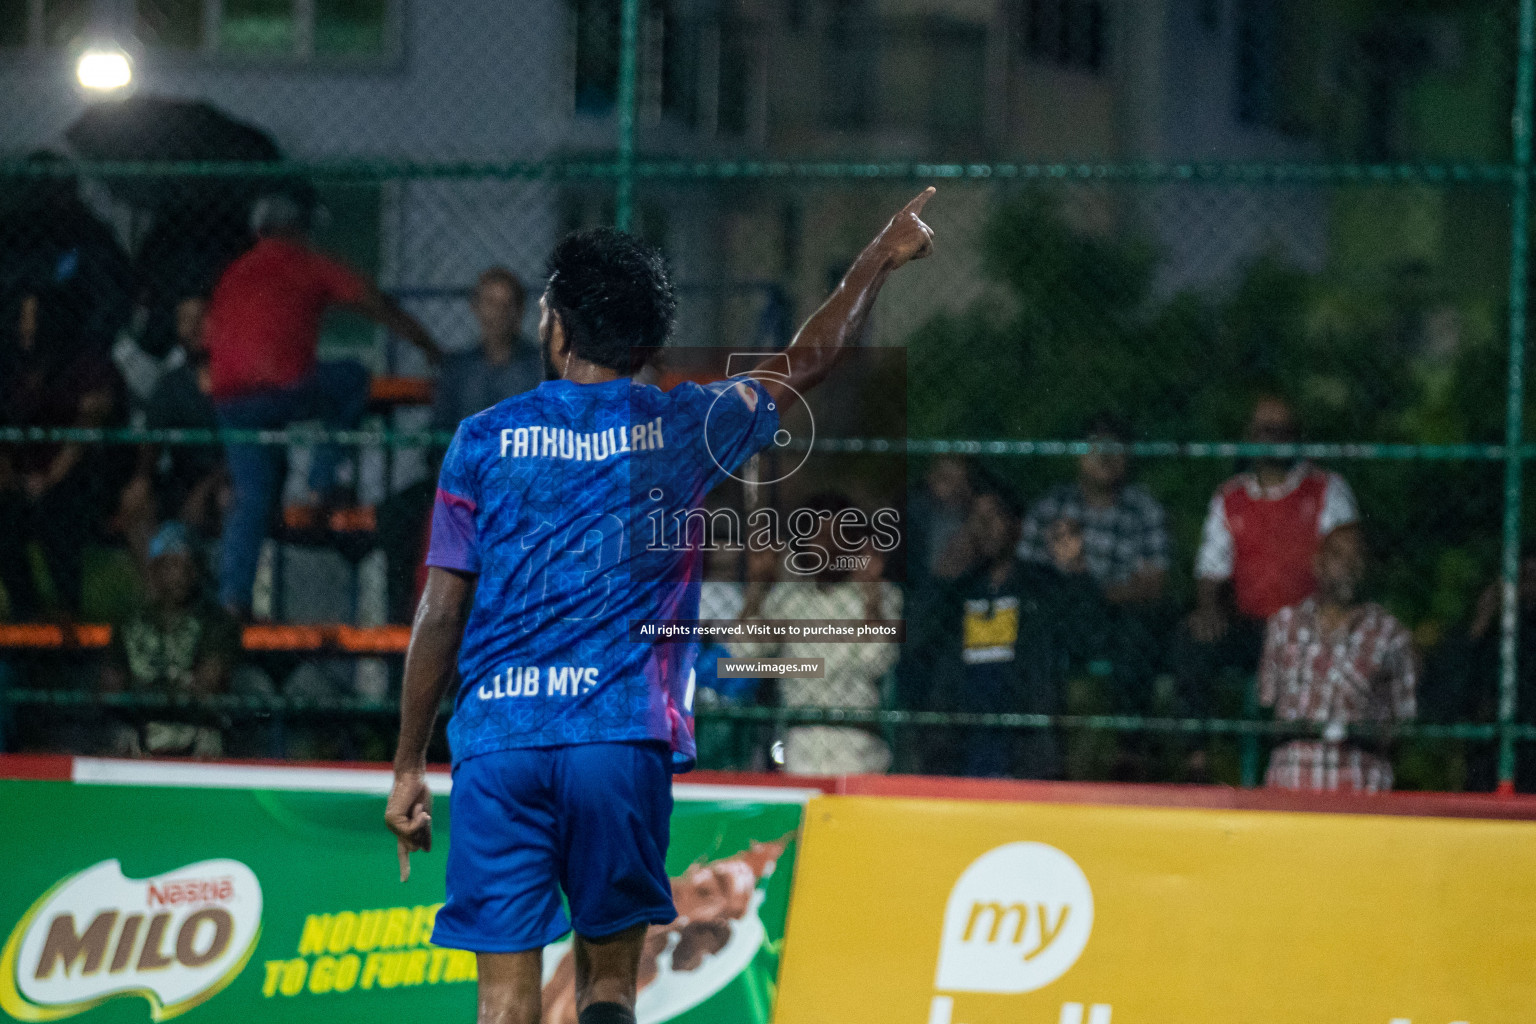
431;741;676;954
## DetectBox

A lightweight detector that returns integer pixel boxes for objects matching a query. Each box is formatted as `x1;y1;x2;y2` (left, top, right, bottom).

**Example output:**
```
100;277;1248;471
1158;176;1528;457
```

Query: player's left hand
385;771;433;882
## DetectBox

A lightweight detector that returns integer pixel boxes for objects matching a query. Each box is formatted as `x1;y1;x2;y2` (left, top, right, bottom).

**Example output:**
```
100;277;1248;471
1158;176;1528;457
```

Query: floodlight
77;49;132;91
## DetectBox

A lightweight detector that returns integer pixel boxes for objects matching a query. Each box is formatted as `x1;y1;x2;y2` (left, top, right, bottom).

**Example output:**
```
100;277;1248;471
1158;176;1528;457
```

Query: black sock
578;1002;636;1024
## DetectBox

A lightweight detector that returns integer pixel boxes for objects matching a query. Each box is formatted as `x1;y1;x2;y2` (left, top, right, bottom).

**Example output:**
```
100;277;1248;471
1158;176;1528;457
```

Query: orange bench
368;375;434;408
0;623;411;654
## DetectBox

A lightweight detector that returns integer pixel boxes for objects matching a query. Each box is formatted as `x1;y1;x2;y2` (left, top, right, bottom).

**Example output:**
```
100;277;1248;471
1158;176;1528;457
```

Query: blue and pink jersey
426;374;779;771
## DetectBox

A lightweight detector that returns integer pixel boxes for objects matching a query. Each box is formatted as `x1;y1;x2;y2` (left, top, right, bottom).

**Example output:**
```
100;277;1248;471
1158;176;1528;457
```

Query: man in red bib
1173;396;1359;776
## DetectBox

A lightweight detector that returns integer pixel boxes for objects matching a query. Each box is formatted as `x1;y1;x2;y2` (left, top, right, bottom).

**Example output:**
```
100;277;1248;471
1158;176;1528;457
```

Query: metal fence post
1500;0;1536;792
615;0;642;232
1240;676;1260;789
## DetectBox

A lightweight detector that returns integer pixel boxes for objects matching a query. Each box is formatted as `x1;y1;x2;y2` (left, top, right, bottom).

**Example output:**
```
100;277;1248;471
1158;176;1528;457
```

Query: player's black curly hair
543;227;676;372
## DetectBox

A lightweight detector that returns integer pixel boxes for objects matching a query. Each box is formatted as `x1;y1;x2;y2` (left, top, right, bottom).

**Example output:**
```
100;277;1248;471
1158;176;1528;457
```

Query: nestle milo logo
1;859;263;1021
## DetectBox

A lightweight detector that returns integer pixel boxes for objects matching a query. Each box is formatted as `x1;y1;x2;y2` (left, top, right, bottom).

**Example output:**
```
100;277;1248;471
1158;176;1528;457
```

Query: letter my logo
934;843;1094;995
0;859;262;1021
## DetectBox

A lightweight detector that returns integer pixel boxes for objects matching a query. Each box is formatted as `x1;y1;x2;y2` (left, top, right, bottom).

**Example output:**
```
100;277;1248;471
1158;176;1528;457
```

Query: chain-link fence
1;0;1534;791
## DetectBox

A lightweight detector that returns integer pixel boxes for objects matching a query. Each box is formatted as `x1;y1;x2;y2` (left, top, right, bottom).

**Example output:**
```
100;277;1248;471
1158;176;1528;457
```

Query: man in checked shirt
1258;523;1418;793
1016;412;1170;607
1015;413;1170;748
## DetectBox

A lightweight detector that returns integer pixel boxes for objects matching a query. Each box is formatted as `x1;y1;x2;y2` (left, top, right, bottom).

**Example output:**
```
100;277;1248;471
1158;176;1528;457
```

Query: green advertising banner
0;773;804;1024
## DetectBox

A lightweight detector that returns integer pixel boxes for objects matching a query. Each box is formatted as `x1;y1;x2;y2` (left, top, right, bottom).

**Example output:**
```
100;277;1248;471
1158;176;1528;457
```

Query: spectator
1258;524;1417;793
1176;396;1359;727
1018;413;1169;606
377;267;542;622
112;304;176;408
431;267;542;431
0;152;133;354
0;286;128;619
1017;414;1172;752
907;456;976;582
120;289;226;558
133;195;252;363
896;455;977;734
206;193;442;617
112;269;220;407
101;522;241;758
944;484;1104;779
735;495;902;775
1433;556;1536;791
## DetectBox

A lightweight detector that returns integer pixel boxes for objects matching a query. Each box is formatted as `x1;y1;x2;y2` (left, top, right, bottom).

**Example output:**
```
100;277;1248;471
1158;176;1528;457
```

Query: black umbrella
66;95;280;163
64;97;303;353
64;95;286;210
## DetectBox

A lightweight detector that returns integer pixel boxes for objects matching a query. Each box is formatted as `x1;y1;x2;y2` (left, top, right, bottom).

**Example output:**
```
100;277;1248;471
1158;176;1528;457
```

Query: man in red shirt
1171;396;1359;777
206;194;441;615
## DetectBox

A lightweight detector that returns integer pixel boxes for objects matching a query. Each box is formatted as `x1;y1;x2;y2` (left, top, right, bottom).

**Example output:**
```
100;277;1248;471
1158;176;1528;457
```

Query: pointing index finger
902;186;936;216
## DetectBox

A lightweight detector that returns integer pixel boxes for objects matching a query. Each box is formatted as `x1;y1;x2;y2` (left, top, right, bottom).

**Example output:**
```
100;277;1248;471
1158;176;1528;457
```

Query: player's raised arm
758;187;935;410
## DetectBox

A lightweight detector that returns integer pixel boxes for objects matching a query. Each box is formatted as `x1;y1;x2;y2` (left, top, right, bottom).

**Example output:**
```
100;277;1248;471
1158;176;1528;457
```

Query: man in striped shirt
1258;524;1417;793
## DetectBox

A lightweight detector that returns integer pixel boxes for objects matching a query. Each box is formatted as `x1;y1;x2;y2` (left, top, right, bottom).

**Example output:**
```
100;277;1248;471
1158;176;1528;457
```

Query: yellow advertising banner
774;796;1536;1024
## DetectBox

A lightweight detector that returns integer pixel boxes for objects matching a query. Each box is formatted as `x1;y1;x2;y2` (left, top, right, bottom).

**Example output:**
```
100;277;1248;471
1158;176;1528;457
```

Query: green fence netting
0;0;1533;788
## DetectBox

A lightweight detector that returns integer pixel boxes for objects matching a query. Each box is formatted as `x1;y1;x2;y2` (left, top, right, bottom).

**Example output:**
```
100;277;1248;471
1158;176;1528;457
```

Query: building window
927;19;987;148
1;0;396;59
572;0;622;115
717;21;753;136
819;0;874;129
134;0;202;49
218;0;295;55
1022;0;1106;73
570;0;744;132
1234;0;1281;126
314;0;389;56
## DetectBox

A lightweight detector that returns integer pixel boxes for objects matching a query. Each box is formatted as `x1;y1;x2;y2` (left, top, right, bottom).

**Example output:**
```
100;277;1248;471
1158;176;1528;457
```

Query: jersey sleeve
1318;473;1360;535
1194;491;1234;580
425;422;482;574
692;377;780;482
